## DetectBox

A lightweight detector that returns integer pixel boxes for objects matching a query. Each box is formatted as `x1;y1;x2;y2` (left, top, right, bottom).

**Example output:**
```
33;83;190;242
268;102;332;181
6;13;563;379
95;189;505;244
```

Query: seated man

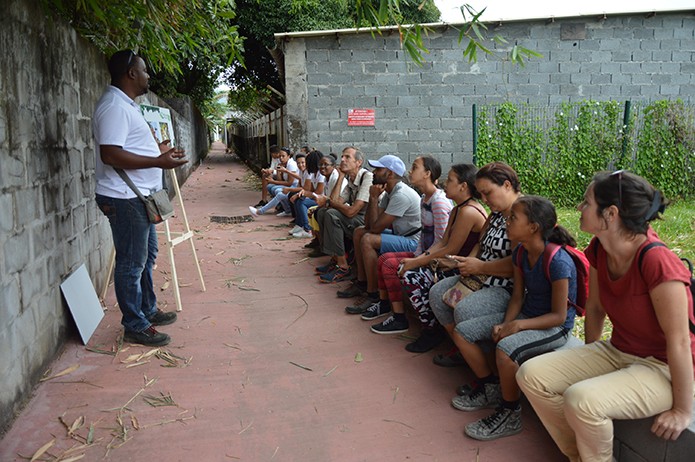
345;155;422;314
315;146;373;283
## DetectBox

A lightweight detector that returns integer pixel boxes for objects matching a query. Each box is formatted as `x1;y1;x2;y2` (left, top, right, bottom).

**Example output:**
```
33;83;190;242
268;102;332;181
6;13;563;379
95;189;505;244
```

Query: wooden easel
160;168;206;311
100;168;206;312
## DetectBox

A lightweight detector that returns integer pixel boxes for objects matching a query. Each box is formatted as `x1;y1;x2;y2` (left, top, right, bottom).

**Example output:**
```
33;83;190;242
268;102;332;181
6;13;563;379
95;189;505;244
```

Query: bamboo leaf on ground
41;364;80;382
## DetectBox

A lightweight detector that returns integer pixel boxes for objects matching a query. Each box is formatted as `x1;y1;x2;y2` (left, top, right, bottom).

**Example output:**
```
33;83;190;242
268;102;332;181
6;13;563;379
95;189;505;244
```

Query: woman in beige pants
517;171;695;462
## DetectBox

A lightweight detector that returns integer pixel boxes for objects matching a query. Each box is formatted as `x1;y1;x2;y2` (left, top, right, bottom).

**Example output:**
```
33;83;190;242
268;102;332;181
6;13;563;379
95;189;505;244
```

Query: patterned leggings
401;266;456;329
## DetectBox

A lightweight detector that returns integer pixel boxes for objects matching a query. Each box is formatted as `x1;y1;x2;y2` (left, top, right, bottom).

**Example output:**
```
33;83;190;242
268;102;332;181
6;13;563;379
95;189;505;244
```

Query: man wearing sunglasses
93;50;187;346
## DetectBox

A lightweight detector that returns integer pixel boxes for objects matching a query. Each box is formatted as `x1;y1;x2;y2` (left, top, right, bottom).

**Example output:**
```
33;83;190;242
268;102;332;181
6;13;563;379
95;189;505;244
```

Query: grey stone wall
0;0;209;433
278;12;695;170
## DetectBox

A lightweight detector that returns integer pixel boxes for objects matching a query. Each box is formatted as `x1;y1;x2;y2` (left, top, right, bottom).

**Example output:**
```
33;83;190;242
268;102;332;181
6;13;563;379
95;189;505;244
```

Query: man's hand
369;183;385;199
158;139;172;154
157;146;187;169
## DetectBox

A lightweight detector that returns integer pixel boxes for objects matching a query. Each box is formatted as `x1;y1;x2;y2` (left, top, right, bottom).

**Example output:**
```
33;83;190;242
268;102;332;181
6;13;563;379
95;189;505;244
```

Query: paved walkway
0;142;564;461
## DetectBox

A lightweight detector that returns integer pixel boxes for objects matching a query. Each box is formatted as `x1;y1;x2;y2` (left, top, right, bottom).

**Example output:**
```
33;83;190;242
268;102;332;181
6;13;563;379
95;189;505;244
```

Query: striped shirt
415;188;453;255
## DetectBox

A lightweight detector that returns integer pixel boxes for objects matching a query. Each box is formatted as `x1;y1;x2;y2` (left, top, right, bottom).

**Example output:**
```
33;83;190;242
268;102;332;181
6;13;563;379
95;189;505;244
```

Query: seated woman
517;171;695;462
249;150;300;217
289;150;325;238
368;164;488;353
343;156;452;318
429;162;522;363
451;196;579;441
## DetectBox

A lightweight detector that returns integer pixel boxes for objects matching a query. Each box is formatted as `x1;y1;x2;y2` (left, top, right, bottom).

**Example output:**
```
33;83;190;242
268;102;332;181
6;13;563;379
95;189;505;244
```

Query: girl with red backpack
451;195;580;441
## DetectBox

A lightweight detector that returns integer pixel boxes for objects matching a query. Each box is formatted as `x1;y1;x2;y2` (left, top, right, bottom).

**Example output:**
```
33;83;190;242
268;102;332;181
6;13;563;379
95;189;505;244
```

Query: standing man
345;155;422;314
315;146;373;283
93;50;187;346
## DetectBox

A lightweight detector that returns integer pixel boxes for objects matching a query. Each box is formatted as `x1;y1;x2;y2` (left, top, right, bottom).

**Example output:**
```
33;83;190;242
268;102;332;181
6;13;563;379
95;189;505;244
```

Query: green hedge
476;100;695;206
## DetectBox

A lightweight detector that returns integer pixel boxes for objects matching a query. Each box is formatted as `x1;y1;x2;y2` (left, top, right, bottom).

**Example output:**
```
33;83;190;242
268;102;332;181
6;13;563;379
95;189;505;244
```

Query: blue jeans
96;194;158;333
266;184;284;197
260;191;290;214
294;196;317;230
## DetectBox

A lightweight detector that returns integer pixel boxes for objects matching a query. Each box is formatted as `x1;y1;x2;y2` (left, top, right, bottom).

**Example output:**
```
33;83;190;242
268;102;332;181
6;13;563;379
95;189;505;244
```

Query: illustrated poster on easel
141;104;175;145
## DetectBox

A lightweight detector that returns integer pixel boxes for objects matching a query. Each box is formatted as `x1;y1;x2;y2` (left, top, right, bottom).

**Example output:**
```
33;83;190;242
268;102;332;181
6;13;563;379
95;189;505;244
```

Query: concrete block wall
0;0;111;433
279;12;695;171
0;0;210;434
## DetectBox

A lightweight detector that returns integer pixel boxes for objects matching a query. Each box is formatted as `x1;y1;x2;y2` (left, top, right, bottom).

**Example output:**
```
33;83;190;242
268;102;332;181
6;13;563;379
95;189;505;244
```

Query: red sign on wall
347;108;375;126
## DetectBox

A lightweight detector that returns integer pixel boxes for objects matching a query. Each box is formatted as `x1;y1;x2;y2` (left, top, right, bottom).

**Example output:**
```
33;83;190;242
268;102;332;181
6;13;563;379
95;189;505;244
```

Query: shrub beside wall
476;100;695;205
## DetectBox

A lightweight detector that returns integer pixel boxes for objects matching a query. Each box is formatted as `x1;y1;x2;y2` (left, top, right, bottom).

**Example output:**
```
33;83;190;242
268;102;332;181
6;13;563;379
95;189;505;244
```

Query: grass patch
556;199;695;340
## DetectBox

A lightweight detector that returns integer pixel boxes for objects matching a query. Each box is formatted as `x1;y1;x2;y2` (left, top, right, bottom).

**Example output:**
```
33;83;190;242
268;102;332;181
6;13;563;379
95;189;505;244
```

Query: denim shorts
380;229;419;254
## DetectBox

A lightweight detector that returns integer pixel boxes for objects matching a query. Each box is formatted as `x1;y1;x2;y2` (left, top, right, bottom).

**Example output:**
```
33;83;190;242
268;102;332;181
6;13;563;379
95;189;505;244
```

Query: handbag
115;169;174;224
441;273;489;308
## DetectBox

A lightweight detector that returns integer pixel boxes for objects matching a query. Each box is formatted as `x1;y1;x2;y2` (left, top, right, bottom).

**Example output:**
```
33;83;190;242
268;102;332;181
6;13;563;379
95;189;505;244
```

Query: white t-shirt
283;158;300;187
309;172;325;190
93;86;162;198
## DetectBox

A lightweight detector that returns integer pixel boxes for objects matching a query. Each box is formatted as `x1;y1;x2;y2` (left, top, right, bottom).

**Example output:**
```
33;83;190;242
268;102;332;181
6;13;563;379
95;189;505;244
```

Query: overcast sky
434;0;695;23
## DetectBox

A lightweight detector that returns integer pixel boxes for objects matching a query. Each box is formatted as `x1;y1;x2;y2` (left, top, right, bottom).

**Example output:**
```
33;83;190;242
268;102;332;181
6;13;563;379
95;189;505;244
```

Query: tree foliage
40;0;244;113
228;0;441;112
41;0;541;124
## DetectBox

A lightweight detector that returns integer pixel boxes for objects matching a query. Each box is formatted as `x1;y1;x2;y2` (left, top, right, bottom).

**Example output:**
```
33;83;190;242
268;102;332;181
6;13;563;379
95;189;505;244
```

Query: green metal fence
473;100;695;206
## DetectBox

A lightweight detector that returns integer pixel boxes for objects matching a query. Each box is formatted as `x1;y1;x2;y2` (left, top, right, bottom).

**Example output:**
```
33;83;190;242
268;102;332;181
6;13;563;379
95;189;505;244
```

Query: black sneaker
345;296;377;314
433;348;468;367
336;281;365;298
360;302;391;320
148;309;177;326
254;199;268;207
123;326;171;346
304;238;320;249
371;315;409;334
405;327;446;353
464;406;522;441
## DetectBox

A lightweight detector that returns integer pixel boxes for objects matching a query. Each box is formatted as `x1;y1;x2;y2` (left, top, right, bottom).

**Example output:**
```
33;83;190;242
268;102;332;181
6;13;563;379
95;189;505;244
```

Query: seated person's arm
583;268;606;343
330;198;367;219
651;281;694;440
368;210;396;235
313;180;325;196
278;166;302;181
100;145;186;170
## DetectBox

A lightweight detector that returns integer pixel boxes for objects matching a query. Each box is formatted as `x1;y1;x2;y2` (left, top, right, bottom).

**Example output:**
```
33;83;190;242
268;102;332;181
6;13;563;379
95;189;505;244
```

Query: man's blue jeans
96;194;158;333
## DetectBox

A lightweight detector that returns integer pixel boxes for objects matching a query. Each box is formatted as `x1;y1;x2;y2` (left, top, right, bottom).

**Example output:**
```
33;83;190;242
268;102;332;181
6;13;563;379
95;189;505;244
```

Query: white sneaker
292;229;313;239
276;211;291;217
289;225;303;235
248;206;259;217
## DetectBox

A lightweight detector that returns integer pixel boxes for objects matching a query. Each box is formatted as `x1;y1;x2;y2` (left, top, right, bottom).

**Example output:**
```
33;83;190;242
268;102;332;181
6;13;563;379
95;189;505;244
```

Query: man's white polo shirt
93;85;162;199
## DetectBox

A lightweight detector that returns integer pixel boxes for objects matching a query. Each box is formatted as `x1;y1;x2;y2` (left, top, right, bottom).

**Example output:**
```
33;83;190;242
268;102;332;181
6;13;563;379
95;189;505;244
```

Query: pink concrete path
0;142;565;461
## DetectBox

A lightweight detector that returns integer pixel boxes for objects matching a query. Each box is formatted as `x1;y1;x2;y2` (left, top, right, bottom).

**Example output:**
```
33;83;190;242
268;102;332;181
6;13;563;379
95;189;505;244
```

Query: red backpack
514;243;590;316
